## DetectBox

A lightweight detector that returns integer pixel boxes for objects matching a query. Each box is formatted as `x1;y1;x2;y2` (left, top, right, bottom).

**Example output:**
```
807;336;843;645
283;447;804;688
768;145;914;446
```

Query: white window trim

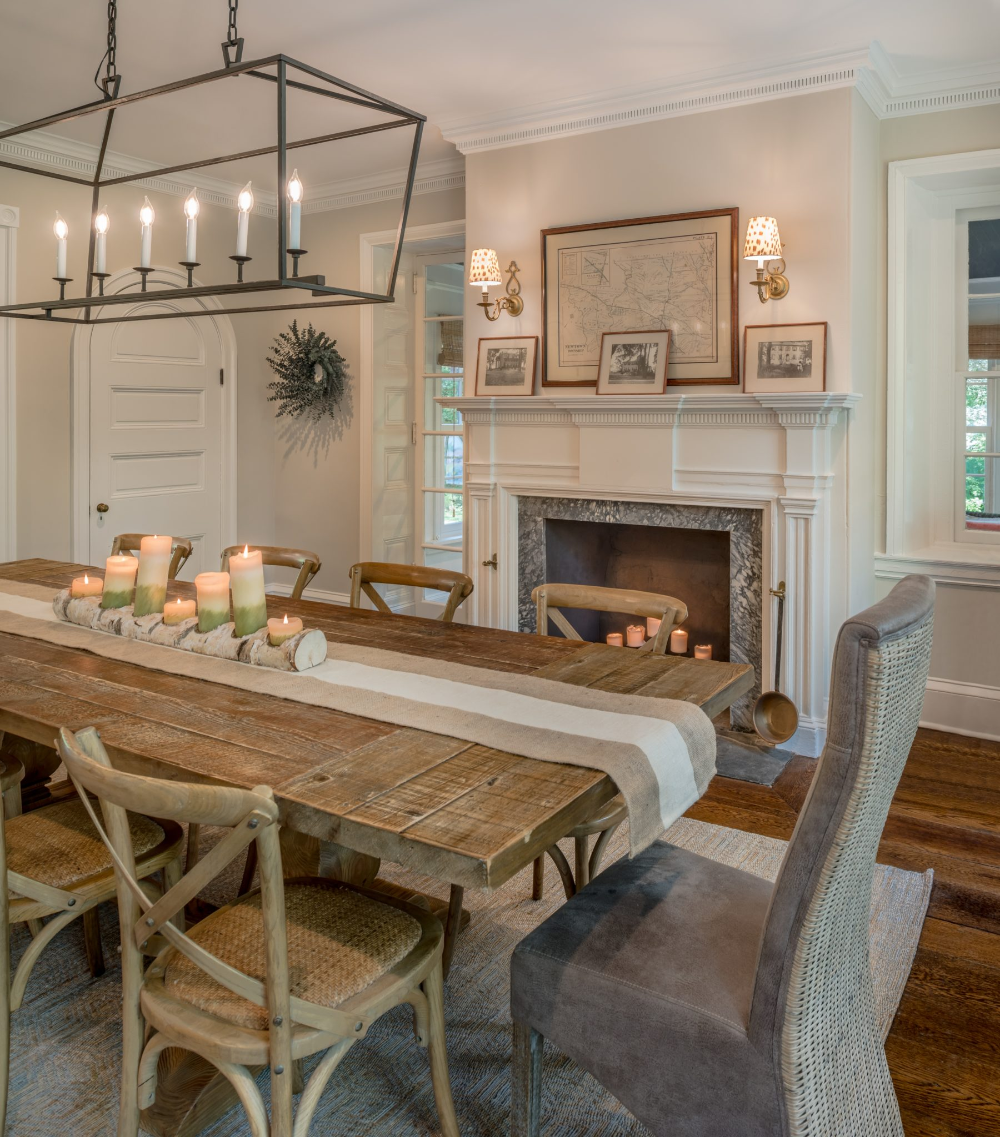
883;147;1000;589
0;204;17;562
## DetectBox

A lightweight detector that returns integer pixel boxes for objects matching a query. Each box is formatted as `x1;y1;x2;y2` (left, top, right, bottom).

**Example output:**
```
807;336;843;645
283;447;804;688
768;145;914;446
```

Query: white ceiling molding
440;41;1000;154
0;123;464;216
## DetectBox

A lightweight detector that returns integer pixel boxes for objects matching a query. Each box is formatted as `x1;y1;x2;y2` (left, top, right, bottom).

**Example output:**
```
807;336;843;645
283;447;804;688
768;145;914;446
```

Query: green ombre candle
229;545;268;636
195;571;230;633
132;534;172;617
101;554;138;609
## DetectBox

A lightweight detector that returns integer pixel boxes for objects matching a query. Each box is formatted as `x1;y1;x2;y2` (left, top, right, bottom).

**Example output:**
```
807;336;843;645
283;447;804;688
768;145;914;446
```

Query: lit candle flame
84;574;89;584
283;614;288;625
242;544;249;557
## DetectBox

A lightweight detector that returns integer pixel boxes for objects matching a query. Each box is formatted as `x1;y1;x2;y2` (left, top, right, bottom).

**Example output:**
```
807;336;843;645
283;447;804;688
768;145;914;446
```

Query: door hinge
411;421;418;445
219;368;224;386
411;273;418;295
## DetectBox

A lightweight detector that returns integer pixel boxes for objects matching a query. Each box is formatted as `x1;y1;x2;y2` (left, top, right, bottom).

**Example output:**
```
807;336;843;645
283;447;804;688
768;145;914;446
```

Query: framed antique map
540;208;739;386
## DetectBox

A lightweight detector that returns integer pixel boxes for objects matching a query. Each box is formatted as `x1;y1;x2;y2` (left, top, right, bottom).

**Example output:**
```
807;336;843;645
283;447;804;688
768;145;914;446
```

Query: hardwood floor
687;727;1000;1137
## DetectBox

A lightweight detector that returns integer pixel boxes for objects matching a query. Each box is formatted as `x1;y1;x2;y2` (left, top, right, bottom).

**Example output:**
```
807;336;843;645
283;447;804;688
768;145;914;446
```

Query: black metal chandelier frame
0;28;425;324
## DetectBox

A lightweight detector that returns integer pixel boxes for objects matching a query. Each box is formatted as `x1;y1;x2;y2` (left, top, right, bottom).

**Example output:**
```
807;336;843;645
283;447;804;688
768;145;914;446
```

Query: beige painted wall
464;89;854;393
875;105;1000;706
0;162;462;595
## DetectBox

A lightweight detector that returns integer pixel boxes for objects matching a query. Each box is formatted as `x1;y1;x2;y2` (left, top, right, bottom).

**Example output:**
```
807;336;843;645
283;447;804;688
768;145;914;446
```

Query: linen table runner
0;580;717;855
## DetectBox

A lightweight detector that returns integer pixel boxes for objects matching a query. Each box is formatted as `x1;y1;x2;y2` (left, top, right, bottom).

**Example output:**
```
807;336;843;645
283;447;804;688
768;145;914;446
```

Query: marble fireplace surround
439;392;861;757
517;496;763;730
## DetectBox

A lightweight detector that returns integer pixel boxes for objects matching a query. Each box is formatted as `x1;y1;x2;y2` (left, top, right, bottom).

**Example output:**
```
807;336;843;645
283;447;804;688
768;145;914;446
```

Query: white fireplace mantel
439;390;862;757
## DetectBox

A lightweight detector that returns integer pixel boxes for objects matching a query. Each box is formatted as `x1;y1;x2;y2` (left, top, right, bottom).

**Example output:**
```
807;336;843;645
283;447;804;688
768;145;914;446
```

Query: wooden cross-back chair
55;726;459;1137
529;583;689;902
221;545;322;602
0;739;183;1134
348;562;474;623
111;534;194;580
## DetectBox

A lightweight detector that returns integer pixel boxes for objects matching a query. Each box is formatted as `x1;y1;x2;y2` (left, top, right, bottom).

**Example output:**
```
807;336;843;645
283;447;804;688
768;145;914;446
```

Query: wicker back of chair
750;575;934;1136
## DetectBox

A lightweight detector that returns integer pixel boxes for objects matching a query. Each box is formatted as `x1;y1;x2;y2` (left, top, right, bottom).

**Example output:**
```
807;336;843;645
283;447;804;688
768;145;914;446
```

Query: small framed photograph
743;322;827;393
475;336;538;396
596;330;671;394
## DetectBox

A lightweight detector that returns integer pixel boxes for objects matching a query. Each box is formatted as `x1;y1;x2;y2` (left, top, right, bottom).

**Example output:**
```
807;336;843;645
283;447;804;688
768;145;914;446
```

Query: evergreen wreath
266;320;348;420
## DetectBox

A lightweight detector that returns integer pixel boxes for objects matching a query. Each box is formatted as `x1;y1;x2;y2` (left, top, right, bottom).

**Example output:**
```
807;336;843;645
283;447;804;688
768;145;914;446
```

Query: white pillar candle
230;545;267;636
183;189;199;263
94;208;109;274
139;197;155;269
195;571;231;633
53;214;68;278
71;572;103;599
606;632;624;647
268;613;303;646
287;169;303;248
646;616;662;638
626;624;645;648
670;627;689;654
101;554;139;609
236;182;253;258
163;597;197;625
133;534;173;617
694;644;713;660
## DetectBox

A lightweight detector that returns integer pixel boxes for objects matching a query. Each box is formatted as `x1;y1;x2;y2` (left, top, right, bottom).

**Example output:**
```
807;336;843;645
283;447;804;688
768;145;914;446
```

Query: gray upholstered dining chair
510;574;935;1137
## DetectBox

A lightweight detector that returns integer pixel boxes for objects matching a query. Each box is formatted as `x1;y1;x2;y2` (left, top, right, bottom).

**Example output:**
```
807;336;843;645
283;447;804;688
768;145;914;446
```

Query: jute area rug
6;818;932;1137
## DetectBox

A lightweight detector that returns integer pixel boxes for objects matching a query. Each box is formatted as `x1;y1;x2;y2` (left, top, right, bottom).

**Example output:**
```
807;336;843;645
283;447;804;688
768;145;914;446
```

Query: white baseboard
786;716;826;758
266;583;350;606
921;676;1000;741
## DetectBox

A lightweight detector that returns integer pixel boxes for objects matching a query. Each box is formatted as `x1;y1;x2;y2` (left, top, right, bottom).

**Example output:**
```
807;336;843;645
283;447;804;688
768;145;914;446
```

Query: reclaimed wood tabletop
0;558;754;892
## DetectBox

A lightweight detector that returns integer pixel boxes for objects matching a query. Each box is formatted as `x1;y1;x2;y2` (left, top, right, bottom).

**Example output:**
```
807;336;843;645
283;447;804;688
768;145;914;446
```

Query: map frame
541;208;739;387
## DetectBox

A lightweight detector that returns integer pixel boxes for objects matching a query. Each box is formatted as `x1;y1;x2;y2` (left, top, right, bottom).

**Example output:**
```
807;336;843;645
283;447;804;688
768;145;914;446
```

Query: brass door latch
482;553;498;570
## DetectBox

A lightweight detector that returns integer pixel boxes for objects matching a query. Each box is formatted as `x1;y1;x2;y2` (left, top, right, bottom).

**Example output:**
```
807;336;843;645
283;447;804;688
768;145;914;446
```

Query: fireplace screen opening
541;519;731;659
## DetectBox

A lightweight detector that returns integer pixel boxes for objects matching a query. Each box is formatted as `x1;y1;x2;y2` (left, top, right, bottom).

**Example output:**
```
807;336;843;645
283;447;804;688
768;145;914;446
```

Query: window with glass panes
964;219;1000;532
415;260;464;602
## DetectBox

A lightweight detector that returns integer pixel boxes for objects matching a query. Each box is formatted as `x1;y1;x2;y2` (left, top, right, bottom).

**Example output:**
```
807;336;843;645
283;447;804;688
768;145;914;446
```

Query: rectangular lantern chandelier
0;9;425;325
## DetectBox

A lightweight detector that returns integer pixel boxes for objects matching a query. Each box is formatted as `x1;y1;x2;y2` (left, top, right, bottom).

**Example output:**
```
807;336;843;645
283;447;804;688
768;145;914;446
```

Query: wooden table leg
441;885;464;980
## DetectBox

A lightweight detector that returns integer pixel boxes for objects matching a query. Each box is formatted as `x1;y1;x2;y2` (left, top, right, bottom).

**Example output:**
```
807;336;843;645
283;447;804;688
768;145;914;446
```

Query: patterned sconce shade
469;248;503;287
743;217;782;263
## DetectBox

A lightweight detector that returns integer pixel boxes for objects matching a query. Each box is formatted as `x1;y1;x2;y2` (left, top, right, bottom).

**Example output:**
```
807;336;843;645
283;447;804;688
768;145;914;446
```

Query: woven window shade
969;324;1000;360
436;320;464;369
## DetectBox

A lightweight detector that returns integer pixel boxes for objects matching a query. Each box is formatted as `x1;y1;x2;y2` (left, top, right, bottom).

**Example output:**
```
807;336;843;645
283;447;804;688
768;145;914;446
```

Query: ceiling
1;0;999;190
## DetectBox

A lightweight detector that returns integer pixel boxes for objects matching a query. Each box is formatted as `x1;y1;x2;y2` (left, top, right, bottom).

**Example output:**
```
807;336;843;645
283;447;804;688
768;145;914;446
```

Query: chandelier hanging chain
93;0;122;100
222;0;244;66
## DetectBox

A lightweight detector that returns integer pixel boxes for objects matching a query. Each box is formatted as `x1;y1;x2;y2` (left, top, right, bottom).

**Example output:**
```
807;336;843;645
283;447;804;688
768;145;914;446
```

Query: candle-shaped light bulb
287;169;303;249
236;182;253;258
139;196;155;269
93;207;109;275
183;188;199;264
53;213;68;278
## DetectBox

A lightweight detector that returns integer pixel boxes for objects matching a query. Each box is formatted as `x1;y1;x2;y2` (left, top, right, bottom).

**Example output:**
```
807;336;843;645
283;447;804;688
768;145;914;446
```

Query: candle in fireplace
669;627;688;654
626;625;645;648
606;632;624;647
694;644;713;660
646;615;662;638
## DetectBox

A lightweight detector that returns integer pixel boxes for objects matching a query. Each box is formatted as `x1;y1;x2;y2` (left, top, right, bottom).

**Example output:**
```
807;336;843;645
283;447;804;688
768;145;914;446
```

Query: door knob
95;503;109;513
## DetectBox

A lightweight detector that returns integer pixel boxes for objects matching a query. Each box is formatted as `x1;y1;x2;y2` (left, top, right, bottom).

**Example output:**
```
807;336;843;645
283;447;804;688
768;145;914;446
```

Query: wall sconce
744;216;789;303
469;248;524;320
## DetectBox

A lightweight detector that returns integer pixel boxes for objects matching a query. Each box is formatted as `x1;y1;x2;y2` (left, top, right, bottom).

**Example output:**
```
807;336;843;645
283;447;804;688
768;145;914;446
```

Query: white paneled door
88;298;225;579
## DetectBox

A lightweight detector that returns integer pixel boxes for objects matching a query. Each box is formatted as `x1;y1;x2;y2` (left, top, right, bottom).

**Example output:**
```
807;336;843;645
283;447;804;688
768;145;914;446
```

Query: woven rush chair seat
160;881;423;1031
56;726;460;1137
6;800;167;893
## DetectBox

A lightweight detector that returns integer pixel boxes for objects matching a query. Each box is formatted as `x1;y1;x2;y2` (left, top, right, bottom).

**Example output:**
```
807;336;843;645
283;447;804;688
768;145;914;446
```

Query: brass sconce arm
478;261;524;320
750;257;789;304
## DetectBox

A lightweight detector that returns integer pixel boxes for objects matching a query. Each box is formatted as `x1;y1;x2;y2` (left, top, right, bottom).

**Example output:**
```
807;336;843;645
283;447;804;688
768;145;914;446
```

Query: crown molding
0;122;464;216
441;41;1000;154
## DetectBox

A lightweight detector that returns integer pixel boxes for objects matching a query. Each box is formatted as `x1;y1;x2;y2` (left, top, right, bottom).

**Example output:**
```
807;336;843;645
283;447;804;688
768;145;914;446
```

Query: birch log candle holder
52;590;328;673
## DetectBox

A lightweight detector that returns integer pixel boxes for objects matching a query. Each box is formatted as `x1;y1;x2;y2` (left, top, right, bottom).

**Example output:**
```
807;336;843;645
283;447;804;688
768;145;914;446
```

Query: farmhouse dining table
0;557;753;1136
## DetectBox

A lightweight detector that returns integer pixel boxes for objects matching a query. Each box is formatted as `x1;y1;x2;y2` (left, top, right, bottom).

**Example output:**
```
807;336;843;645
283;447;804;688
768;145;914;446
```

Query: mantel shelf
438;391;861;427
